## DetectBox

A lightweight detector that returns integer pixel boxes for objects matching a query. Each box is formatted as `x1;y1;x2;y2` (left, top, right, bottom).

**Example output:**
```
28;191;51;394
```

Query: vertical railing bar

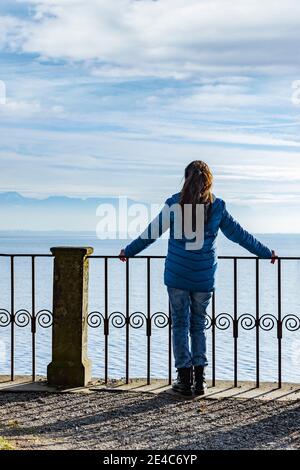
278;258;282;388
125;259;129;384
10;256;15;381
168;300;172;386
212;290;216;387
255;258;260;388
104;257;108;384
31;256;36;382
233;258;238;387
147;258;151;385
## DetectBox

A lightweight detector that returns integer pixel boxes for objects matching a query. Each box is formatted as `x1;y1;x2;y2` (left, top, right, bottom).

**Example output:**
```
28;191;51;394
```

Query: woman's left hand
119;249;127;262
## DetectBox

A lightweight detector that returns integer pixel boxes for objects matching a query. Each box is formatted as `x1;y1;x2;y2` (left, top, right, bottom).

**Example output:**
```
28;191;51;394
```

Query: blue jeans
167;287;212;369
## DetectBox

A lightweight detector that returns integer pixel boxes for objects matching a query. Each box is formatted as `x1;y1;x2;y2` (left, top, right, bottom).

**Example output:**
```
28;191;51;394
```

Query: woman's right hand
271;250;278;264
119;249;127;262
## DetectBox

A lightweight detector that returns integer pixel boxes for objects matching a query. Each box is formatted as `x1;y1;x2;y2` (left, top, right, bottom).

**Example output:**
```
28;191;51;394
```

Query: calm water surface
0;232;299;383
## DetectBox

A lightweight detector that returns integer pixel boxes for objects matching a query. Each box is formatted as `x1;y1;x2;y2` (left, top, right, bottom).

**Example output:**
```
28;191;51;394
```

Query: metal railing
87;255;300;388
0;254;54;381
0;253;299;387
88;256;173;386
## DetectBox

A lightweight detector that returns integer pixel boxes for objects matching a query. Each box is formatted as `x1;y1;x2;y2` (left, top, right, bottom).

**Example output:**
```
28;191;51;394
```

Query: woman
119;160;277;396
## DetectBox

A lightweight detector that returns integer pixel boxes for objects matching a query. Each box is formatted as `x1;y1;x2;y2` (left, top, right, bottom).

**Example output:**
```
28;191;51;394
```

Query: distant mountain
0;191;26;204
0;192;147;231
0;192;138;207
0;192;295;233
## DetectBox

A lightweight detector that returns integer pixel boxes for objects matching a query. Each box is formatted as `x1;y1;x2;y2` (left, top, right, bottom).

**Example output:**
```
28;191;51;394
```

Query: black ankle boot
194;366;207;395
172;367;193;396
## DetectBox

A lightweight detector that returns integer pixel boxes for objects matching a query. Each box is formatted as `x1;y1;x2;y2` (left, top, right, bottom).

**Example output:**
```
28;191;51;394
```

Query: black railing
87;255;300;388
88;256;172;386
0;253;299;387
0;254;54;381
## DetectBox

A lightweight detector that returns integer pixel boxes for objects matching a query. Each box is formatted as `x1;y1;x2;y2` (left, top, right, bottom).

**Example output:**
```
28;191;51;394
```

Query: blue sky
0;0;300;232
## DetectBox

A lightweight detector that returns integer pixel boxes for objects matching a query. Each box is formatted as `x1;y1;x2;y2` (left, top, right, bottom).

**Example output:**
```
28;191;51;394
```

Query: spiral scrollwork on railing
151;311;169;328
86;308;299;336
205;315;212;330
129;311;147;329
259;314;277;331
238;313;256;331
282;314;300;332
109;311;126;328
14;309;32;328
87;310;171;330
0;309;11;327
36;309;53;328
215;312;233;330
87;311;104;328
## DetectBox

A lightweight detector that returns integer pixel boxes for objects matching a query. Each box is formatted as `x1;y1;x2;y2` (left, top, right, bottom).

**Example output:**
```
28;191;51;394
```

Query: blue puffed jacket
124;193;273;292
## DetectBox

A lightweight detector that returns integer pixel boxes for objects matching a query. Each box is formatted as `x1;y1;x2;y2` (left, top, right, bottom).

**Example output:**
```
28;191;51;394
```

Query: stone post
47;247;93;387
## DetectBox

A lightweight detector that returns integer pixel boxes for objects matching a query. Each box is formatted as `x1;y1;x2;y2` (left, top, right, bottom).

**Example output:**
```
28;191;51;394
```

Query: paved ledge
0;385;299;450
0;375;299;401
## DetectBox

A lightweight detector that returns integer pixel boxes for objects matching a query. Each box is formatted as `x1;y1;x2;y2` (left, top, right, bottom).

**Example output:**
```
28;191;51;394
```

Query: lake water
0;232;299;383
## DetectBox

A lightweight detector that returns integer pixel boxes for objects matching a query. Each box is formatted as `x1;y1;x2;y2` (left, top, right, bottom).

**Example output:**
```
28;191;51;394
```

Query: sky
0;0;300;232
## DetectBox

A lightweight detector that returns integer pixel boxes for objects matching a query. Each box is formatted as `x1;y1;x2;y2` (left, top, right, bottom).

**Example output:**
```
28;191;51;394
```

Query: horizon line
0;230;299;236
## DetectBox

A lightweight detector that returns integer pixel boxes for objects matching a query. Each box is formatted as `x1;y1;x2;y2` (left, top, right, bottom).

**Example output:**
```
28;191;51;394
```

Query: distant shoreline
0;230;300;236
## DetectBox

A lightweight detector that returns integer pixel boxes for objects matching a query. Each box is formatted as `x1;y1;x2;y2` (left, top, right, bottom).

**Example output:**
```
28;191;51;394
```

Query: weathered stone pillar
47;247;93;387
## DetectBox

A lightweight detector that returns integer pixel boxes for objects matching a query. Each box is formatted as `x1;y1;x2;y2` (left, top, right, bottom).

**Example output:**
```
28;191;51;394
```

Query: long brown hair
180;160;214;228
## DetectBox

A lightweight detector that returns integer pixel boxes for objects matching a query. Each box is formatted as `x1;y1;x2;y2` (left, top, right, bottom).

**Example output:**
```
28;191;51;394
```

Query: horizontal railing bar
89;255;166;259
0;253;299;260
219;256;300;260
87;255;300;260
0;254;54;258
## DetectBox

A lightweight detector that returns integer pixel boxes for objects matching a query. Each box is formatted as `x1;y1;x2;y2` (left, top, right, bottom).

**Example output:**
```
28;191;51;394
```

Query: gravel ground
0;391;299;450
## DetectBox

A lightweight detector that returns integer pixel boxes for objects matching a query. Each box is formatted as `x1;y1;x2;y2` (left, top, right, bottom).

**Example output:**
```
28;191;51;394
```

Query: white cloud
1;98;41;114
168;87;263;112
0;97;67;118
0;1;299;233
214;164;300;181
1;0;300;75
136;118;300;148
0;80;6;105
0;15;25;50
